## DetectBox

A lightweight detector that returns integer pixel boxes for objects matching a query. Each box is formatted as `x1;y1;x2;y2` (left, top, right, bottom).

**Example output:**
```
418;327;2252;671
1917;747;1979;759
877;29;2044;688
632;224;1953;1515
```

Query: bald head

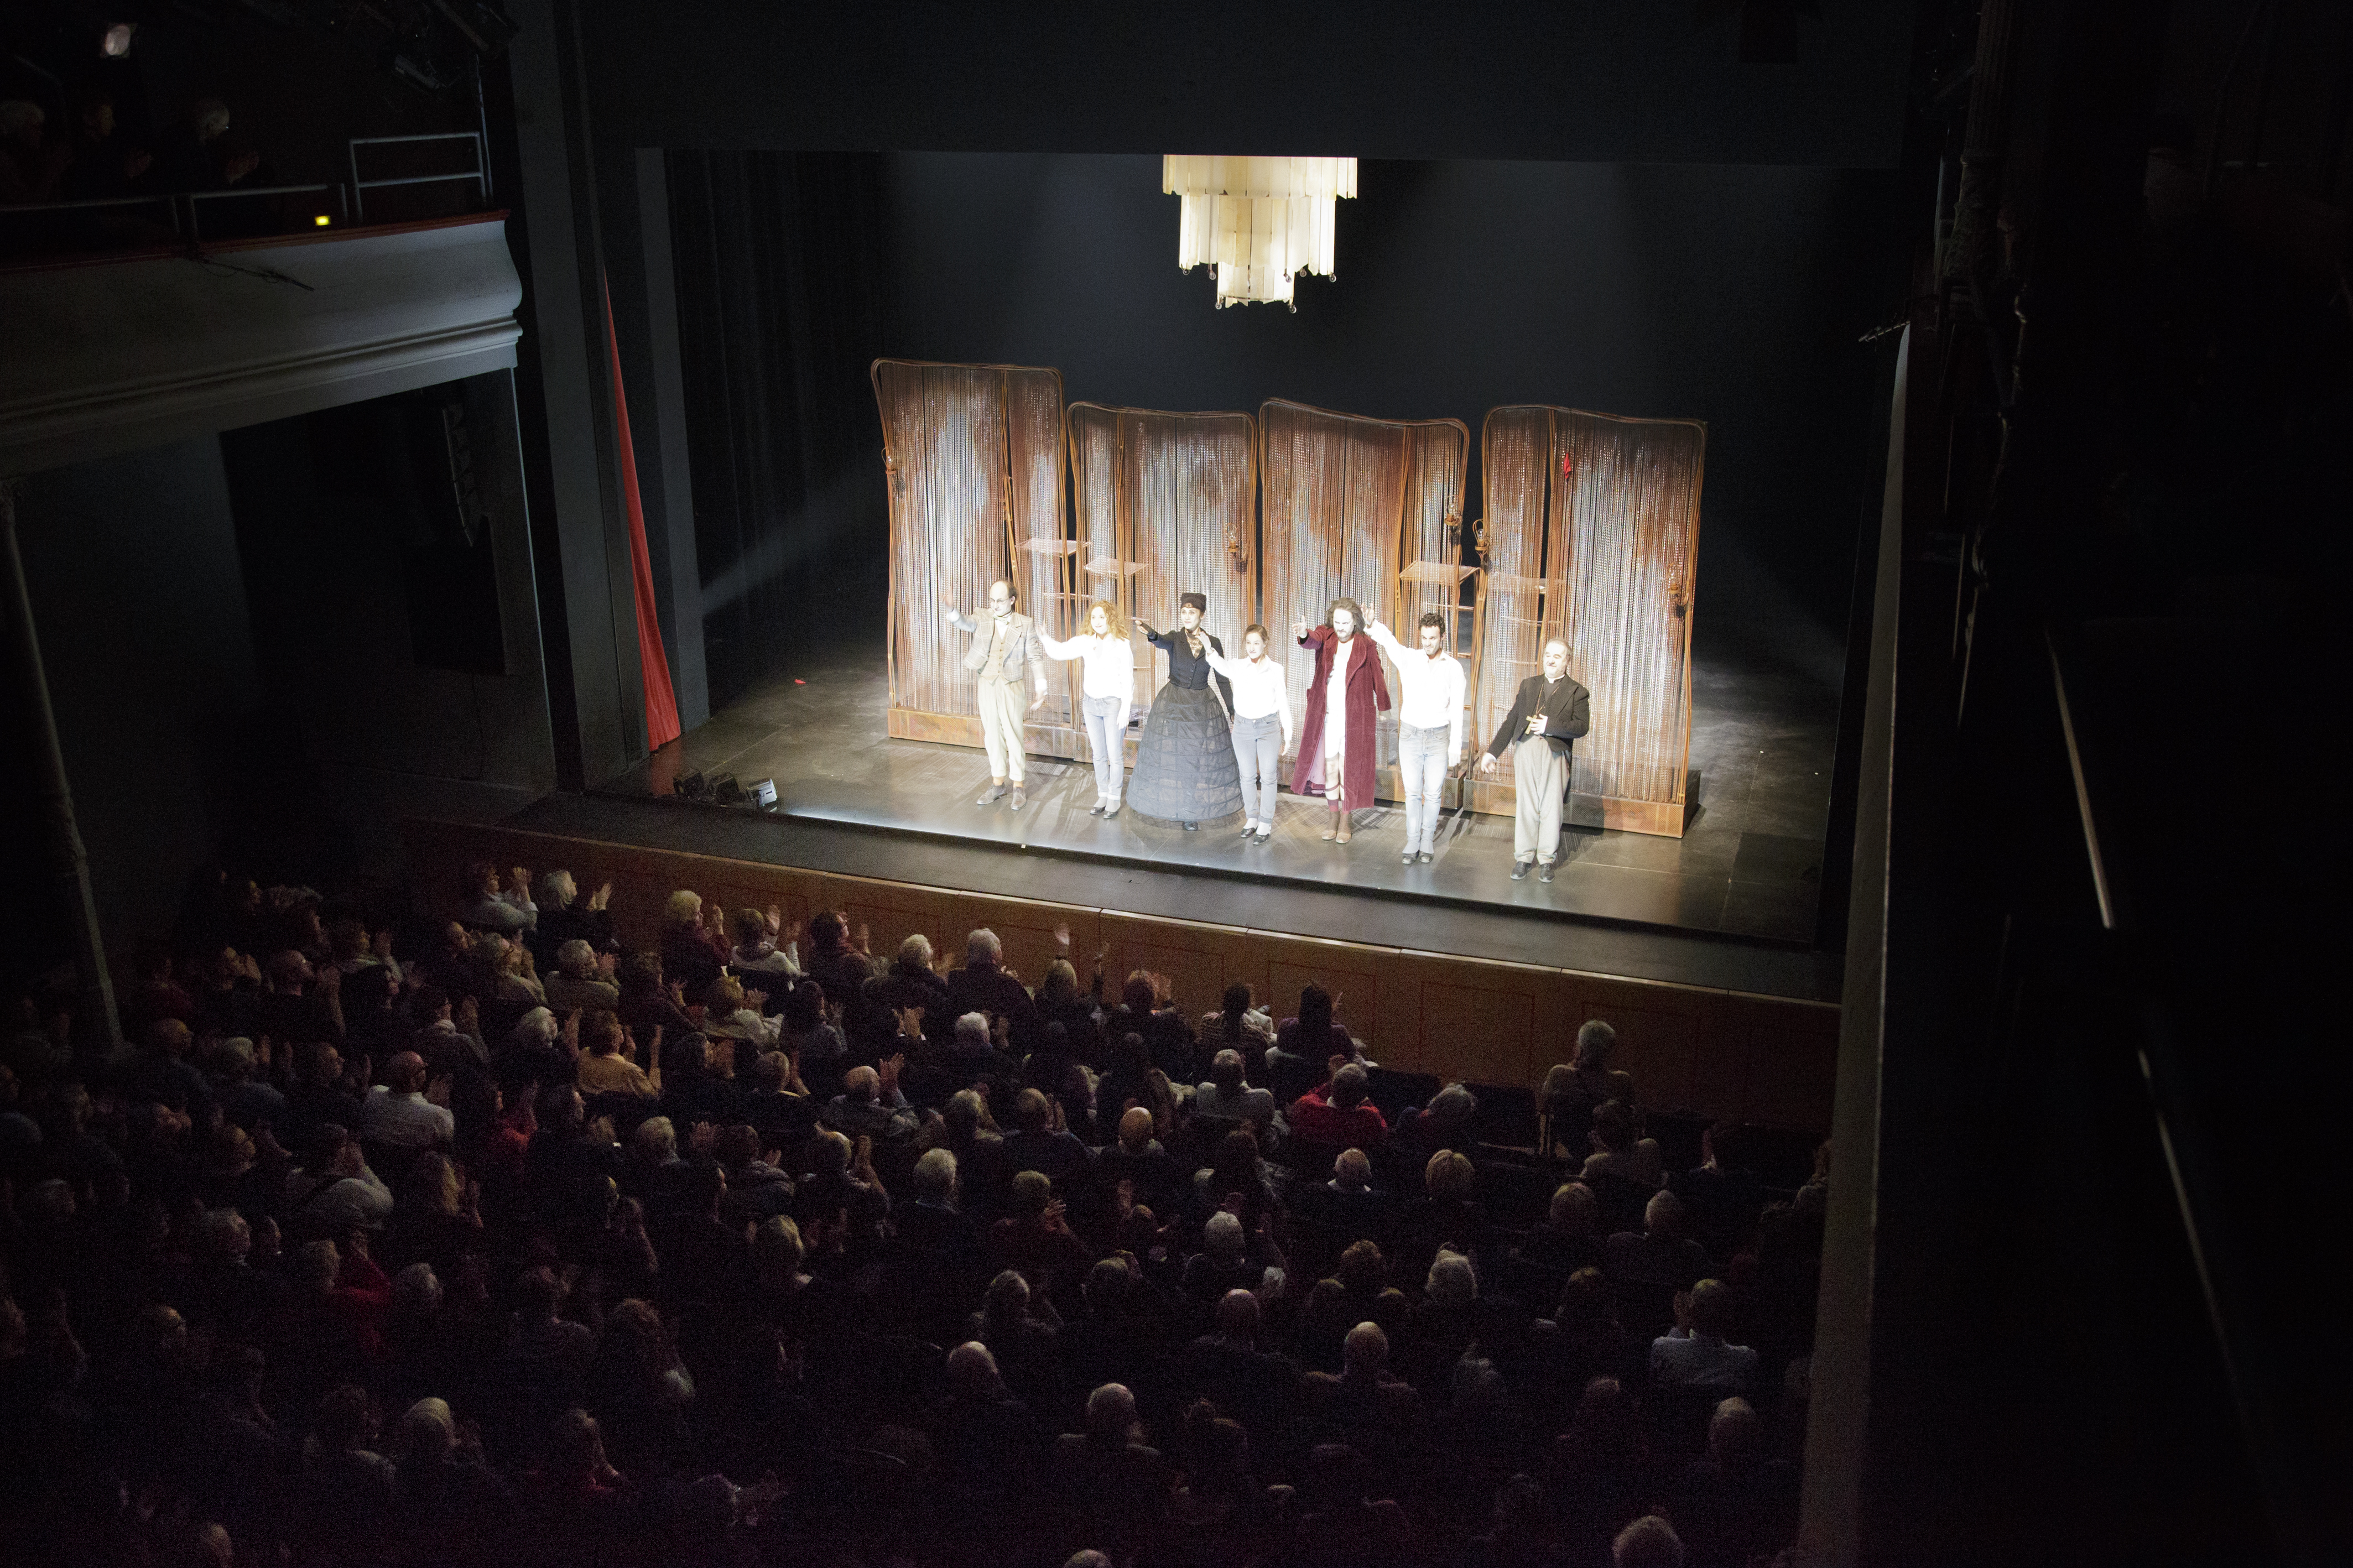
1216;1288;1262;1342
1118;1105;1155;1150
946;1340;1002;1398
1342;1320;1388;1375
1086;1382;1138;1442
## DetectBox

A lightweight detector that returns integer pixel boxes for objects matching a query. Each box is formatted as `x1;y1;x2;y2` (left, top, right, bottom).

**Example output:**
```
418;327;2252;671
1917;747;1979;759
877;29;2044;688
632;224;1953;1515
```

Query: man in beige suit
943;580;1049;810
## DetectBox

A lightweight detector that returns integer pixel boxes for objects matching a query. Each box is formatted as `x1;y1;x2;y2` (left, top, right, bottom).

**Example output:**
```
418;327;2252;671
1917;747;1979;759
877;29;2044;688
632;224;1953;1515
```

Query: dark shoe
1538;861;1555;882
1183;821;1198;831
1239;822;1257;836
1419;851;1435;863
1103;804;1121;817
1089;802;1106;816
977;784;1007;806
1009;788;1026;811
1402;850;1417;864
1511;861;1532;881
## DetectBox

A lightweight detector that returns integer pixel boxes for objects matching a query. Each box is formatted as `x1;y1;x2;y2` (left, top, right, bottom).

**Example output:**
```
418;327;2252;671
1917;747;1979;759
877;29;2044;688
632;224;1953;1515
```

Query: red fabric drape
602;277;682;750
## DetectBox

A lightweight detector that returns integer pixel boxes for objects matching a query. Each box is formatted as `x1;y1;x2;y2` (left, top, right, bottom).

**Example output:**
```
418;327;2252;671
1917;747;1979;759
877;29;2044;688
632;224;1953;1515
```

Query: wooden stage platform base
404;816;1837;1133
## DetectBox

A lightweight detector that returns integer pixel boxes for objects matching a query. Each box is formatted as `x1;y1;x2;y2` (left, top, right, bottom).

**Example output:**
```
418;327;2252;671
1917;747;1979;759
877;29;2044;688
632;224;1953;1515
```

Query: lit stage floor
589;628;1845;992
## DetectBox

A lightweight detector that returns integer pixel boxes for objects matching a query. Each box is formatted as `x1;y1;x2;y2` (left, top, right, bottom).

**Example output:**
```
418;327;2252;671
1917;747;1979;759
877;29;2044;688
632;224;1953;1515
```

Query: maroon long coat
1294;625;1392;805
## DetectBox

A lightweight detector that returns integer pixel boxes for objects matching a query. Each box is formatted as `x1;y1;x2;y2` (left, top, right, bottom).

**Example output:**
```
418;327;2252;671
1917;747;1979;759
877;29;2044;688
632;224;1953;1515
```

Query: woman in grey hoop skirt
1129;592;1246;830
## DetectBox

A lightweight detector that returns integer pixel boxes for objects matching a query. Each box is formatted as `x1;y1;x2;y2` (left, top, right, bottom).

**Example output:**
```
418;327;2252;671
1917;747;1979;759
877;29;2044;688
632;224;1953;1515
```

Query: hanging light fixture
1163;156;1357;309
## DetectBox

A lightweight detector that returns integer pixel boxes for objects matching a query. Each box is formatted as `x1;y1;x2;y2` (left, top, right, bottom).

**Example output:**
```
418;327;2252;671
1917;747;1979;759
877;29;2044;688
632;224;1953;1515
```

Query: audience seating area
0;844;1826;1567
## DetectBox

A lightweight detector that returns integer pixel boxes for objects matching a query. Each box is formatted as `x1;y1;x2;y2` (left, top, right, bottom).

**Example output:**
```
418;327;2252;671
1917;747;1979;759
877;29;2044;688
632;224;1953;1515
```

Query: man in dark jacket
1475;638;1592;882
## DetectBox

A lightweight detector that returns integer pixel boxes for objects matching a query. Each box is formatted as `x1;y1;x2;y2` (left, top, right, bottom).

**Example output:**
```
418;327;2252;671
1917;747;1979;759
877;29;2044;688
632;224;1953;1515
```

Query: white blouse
1037;630;1137;705
1203;647;1294;734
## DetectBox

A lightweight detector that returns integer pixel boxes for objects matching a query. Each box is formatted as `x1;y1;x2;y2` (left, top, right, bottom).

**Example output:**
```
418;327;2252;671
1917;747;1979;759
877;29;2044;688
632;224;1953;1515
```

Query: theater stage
572;626;1845;1005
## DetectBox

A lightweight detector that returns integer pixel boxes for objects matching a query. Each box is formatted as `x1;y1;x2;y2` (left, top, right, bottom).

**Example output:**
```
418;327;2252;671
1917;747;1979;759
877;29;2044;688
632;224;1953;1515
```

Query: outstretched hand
1476;753;1498;776
1293;618;1309;642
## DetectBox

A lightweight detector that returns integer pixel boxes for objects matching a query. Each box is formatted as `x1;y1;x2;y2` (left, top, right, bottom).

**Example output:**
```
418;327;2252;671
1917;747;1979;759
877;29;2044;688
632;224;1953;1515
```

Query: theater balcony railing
0;204;522;478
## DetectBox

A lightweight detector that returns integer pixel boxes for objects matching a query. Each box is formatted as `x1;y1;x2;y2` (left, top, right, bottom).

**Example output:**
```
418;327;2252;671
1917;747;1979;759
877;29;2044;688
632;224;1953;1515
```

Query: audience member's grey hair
912;1147;957;1202
1612;1515;1685;1568
897;933;934;968
1203;1210;1245;1260
1085;1382;1138;1442
955;1011;990;1048
1334;1147;1372;1188
556;938;596;977
965;928;1002;965
513;1007;558;1047
1645;1187;1685;1236
1343;1320;1388;1373
634;1116;678;1160
1576;1018;1617;1064
540;869;577;909
1426;1248;1477;1306
1066;1553;1115;1568
1430;1082;1477;1122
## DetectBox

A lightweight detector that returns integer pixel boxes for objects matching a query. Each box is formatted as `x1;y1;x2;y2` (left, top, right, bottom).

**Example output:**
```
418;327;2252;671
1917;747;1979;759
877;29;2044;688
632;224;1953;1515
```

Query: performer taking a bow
942;581;1048;811
1476;638;1591;882
1036;598;1137;817
1130;592;1246;830
1202;622;1294;845
1293;597;1392;846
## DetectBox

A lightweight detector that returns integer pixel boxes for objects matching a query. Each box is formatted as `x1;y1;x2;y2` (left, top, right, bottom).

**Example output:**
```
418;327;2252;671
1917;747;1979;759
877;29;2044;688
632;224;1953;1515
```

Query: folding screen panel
872;359;1068;752
1259;399;1470;799
1067;405;1258;726
1469;407;1705;836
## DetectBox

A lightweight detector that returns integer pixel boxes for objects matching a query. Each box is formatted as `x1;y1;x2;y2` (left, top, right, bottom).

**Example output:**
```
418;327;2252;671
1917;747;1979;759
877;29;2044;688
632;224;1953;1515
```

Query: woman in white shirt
1036;600;1137;816
1202;623;1294;842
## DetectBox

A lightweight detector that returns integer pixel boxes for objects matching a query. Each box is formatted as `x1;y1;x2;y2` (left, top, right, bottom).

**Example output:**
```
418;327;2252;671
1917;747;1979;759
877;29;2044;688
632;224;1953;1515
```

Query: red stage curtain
602;278;682;751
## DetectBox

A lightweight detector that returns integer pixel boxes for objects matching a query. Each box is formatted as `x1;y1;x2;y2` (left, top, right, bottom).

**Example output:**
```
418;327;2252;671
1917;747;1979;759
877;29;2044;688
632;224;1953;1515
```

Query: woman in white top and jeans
1202;623;1294;842
1037;598;1137;816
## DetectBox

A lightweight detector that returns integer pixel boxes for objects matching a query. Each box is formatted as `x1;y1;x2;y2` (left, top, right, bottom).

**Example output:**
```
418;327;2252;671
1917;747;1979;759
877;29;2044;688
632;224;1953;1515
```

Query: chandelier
1163;156;1358;309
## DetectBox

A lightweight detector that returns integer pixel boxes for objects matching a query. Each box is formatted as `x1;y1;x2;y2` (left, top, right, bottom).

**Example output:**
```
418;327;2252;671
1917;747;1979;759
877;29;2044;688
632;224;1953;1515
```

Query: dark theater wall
877;154;1905;640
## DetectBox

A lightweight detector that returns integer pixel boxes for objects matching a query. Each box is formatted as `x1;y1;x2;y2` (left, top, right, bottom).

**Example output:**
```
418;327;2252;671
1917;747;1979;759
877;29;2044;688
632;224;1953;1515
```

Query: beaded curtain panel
1067;405;1258;720
1472;407;1706;836
871;359;1068;752
1258;399;1470;794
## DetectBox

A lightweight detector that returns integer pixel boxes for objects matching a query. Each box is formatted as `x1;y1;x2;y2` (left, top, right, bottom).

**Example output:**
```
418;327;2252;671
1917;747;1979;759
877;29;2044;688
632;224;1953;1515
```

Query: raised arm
1363;618;1404;658
1035;628;1085;661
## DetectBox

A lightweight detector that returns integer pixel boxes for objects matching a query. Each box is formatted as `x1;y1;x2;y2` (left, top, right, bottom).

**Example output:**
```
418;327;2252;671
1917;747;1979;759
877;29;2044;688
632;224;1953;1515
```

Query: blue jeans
1399;722;1451;854
1081;695;1126;802
1230;712;1282;826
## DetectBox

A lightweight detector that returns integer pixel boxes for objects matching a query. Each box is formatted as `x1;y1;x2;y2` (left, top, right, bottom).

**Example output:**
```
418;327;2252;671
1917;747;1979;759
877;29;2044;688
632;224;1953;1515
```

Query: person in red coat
1292;598;1392;845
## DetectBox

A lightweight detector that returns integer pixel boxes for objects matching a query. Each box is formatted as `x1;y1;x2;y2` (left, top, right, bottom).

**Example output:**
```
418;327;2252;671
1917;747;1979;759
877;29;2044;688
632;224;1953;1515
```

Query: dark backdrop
665;152;1906;710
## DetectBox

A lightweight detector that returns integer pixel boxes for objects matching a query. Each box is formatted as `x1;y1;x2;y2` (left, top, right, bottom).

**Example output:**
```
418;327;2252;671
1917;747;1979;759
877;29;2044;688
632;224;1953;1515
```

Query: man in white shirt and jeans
1203;623;1294;843
1366;612;1466;863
